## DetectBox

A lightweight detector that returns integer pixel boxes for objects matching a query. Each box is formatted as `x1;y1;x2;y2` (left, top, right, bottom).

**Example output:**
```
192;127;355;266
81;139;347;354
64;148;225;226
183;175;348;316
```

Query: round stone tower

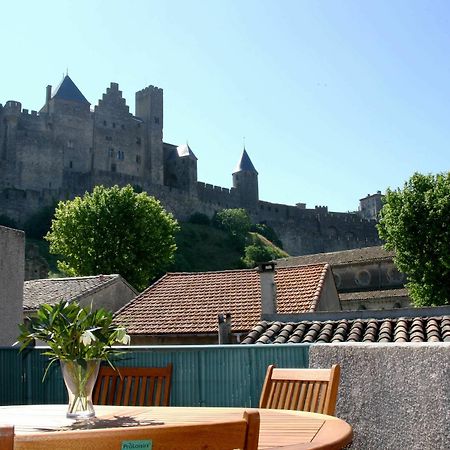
232;148;259;209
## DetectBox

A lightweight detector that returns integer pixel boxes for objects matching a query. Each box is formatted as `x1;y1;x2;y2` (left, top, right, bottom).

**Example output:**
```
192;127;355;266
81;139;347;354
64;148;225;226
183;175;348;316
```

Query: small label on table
121;440;152;450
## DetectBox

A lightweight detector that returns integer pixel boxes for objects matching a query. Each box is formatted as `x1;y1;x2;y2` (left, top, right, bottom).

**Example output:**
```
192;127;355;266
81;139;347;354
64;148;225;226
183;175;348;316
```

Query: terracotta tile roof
276;246;394;268
114;264;330;335
23;275;119;311
339;288;409;301
242;314;450;344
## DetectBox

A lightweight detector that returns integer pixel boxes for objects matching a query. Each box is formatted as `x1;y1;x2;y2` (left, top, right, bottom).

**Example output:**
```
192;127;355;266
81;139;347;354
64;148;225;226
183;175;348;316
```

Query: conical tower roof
177;143;198;160
232;149;258;174
52;75;90;104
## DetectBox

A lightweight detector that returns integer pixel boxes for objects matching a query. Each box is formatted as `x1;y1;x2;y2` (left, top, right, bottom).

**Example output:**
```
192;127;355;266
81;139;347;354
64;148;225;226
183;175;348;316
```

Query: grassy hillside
170;223;289;273
26;222;289;277
170;223;245;272
248;232;289;259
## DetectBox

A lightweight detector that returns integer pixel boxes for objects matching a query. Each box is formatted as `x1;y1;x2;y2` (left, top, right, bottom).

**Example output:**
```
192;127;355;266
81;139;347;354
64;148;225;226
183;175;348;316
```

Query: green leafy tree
23;203;57;239
46;185;179;291
0;214;18;229
242;243;275;268
213;208;252;249
188;212;211;225
377;172;450;306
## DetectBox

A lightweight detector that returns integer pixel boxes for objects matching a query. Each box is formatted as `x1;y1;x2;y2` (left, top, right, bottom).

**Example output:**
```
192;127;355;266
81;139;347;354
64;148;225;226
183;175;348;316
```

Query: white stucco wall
309;343;450;450
0;226;24;345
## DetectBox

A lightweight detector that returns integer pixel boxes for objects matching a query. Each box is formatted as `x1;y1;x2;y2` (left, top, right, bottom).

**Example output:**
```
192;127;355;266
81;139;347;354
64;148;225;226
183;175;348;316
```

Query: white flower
116;328;131;345
80;330;96;346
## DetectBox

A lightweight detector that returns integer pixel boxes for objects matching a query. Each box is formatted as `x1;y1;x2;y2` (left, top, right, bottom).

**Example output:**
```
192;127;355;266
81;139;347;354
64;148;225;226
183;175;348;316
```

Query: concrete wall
316;269;342;312
309;343;450;450
0;226;24;345
77;277;137;313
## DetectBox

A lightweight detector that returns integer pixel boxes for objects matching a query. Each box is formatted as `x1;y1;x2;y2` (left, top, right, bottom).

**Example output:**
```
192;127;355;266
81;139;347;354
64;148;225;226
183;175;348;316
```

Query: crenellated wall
0;77;381;257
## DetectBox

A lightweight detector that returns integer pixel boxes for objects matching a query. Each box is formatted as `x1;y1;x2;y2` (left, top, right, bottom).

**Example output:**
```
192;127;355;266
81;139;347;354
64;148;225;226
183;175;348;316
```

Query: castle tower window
69;161;73;169
67;140;74;149
136;155;141;164
116;150;124;161
109;148;114;157
154;116;159;124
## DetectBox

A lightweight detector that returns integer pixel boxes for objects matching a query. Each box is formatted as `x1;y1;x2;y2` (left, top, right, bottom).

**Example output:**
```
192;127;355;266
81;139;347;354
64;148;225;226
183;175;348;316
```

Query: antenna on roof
243;136;246;150
66;67;69;76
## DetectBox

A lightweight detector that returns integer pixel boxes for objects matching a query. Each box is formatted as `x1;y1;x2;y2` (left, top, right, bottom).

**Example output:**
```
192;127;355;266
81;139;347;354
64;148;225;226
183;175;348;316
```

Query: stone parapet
309;343;450;450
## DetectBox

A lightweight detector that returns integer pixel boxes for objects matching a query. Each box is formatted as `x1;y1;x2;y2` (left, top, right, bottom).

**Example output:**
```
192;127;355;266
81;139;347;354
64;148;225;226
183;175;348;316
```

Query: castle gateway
0;76;381;255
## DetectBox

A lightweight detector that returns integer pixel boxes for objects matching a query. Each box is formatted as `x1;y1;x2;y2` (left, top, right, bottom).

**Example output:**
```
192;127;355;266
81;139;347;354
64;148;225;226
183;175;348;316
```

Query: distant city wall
0;175;380;257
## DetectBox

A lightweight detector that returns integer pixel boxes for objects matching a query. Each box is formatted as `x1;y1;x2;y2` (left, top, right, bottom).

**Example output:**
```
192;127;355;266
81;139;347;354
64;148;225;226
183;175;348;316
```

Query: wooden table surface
0;404;353;449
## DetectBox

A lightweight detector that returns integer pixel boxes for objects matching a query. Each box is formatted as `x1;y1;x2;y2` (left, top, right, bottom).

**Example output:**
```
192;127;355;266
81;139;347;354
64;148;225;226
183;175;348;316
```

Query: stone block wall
0;226;24;345
309;343;450;450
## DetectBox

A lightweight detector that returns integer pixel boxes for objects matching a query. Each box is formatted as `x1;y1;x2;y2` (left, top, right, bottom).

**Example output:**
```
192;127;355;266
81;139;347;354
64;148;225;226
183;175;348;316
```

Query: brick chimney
258;262;277;315
218;313;232;344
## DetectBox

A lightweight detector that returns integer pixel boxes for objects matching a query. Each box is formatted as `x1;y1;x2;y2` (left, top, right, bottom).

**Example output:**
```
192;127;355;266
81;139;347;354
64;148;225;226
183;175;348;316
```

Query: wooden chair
93;363;173;406
0;425;14;450
12;410;260;450
259;364;341;415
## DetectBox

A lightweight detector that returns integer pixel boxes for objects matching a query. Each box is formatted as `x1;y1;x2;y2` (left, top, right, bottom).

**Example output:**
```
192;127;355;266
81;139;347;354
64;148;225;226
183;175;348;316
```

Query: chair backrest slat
13;410;260;450
0;425;14;450
93;363;173;407
259;364;341;415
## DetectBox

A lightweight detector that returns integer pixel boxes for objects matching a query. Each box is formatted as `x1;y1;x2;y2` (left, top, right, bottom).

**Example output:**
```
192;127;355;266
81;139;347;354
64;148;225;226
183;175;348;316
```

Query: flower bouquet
16;300;130;419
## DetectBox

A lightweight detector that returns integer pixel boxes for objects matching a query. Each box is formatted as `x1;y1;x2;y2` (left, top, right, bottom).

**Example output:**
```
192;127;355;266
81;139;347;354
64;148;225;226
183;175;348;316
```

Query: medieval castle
0;75;381;256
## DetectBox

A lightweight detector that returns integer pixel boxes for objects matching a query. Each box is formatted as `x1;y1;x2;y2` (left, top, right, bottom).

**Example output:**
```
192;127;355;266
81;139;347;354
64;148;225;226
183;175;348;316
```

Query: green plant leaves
16;300;130;378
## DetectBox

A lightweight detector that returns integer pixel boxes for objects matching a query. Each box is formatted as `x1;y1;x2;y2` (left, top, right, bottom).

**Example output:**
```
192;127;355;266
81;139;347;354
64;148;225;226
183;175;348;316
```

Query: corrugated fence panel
0;345;309;407
0;348;23;404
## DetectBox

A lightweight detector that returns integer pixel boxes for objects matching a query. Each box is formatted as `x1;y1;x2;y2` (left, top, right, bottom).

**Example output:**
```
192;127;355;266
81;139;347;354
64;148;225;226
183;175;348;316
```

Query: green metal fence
0;344;309;407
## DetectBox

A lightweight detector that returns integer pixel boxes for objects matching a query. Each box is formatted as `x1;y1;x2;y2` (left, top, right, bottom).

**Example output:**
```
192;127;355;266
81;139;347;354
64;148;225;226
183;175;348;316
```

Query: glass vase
61;359;100;419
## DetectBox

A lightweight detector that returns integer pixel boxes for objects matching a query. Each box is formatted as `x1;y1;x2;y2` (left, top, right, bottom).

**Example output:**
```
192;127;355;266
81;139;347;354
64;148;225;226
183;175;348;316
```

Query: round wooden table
0;404;353;449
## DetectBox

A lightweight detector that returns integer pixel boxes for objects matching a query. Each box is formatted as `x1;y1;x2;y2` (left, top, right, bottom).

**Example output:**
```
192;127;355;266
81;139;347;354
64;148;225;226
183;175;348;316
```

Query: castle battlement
21;109;41;118
0;74;382;257
136;85;163;97
3;100;21;116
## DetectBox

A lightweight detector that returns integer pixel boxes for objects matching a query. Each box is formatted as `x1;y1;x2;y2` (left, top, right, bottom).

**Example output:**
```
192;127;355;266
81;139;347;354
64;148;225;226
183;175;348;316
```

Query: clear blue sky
2;0;449;212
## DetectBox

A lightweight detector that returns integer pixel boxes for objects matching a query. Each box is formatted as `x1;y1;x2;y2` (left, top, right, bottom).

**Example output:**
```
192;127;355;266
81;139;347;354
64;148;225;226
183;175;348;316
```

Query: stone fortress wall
0;76;382;256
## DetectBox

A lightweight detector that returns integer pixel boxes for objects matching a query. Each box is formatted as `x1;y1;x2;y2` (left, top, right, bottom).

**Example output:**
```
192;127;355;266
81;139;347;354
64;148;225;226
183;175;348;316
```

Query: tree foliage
242;243;275;268
213;208;252;249
377;172;450;306
46;185;179;291
23;204;57;239
188;212;211;226
0;214;18;229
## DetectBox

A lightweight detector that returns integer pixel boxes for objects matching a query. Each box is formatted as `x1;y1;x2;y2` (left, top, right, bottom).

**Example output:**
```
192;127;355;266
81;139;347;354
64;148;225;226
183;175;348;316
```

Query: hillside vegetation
172;223;288;273
17;207;289;279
